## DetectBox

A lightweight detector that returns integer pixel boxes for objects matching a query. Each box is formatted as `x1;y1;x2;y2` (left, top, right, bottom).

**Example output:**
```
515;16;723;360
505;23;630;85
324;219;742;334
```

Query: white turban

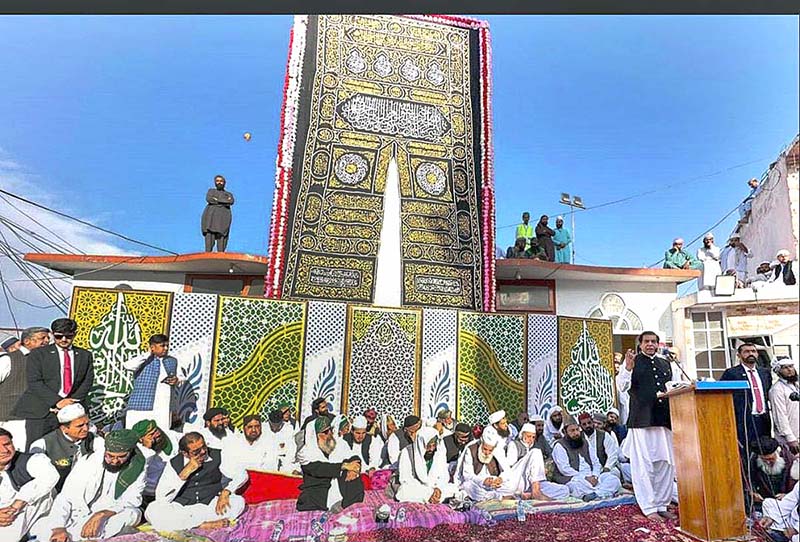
57;403;86;424
548;406;563;416
703;232;714;240
424;418;437;427
488;410;506;425
351;415;368;429
530;414;544;422
556;215;564;221
673;237;684;245
772;358;796;373
776;249;791;258
519;423;536;436
481;425;500;447
607;407;620;417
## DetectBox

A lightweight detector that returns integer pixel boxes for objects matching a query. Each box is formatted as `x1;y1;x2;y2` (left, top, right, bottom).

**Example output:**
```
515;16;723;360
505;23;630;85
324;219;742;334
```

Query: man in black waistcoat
0;427;59;540
12;318;94;447
296;416;364;512
442;423;472;467
145;432;247;531
619;331;677;522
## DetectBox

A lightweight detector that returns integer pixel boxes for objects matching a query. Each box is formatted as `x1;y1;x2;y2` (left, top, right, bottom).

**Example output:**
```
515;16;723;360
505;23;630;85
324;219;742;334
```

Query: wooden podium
665;381;751;542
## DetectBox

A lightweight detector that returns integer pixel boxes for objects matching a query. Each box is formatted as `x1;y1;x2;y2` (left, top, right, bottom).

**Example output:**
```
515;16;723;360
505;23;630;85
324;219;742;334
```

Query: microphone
667;354;694;383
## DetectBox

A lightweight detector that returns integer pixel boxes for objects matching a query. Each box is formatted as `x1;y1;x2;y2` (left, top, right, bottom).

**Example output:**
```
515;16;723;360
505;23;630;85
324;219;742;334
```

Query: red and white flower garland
266;15;308;298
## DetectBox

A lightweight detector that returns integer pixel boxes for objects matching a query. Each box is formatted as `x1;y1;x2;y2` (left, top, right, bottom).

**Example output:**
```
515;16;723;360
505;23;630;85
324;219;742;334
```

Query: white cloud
0;150;134;328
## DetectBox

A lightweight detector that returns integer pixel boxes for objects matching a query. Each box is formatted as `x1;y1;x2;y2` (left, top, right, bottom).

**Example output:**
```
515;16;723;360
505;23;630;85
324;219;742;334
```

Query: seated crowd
0;321;798;542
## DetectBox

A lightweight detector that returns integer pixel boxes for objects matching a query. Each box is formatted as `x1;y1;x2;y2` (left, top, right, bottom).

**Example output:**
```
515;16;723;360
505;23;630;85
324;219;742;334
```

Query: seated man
605;408;628;444
543;406;565;445
386;416;421;467
29;403;104;492
506;237;529;259
526;238;547;260
145;432;246;531
396;427;463;504
436;409;455;437
759;483;799;542
552;420;622;501
342;415;383;474
529;415;553;460
267;410;299;474
750;437;794;507
442;423;472;466
131;419;180;503
455;426;565;501
363;408;380;439
487;410;514;452
0;428;59;541
770;249;797;286
579;412;621;478
296;417;364;513
199;407;235;450
746;261;774;287
505;423;569;500
663;238;702;270
32;429;146;542
223;414;278;474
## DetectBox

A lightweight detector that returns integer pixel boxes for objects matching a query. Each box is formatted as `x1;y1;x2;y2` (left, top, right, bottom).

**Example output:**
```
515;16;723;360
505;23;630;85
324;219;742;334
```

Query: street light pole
559;193;584;265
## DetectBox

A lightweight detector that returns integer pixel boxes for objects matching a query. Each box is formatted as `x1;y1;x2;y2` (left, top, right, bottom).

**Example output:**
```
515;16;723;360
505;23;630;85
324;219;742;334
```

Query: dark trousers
204;232;228;252
25;413;59;451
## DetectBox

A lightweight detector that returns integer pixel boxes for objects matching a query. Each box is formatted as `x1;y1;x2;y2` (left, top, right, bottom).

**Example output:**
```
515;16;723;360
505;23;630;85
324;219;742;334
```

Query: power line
0;187;178;255
0;193;85;254
0;259;19;330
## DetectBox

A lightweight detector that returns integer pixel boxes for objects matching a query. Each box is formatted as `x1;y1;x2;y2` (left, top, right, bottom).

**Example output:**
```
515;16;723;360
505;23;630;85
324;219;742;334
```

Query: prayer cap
481;426;500;447
278;402;291;412
105;429;139;453
131;419;157;438
556;215;564;221
57;403;86;424
454;423;471;434
315;416;332;434
268;410;282;424
771;357;796;372
592;412;607;423
729;233;740;240
488;410;506;424
436;409;452;420
203;407;228;421
673;237;684;244
577;412;592;422
607;407;620;417
776;249;791;258
403;415;421;429
364;407;378;420
703;232;714;240
563;417;580;429
548;406;563;415
530;414;544;422
519;423;536;435
352;415;368;429
0;336;18;350
338;416;350;430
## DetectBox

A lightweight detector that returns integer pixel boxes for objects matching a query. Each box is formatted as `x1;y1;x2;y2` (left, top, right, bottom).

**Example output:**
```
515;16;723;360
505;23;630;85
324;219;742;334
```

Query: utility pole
558;193;585;264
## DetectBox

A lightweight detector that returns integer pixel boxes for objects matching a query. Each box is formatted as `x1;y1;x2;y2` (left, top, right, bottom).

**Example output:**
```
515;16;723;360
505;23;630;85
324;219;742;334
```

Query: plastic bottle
516;499;525;522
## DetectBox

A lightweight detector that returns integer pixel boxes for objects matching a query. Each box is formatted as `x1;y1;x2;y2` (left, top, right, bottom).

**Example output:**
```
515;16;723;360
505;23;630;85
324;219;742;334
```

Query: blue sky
0;15;798;323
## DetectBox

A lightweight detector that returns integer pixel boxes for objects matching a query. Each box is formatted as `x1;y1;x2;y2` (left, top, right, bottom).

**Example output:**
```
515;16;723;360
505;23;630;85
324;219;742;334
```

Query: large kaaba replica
69;16;618;432
265;15;496;312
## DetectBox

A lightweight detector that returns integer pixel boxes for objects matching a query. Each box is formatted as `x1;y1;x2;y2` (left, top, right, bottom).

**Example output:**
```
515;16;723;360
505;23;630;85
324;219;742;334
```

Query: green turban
105;429;139;453
131;419;157;439
315;416;332;434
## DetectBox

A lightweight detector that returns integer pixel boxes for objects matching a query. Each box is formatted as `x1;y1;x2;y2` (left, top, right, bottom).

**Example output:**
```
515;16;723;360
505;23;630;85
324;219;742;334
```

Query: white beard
756;455;786;476
478;449;494;464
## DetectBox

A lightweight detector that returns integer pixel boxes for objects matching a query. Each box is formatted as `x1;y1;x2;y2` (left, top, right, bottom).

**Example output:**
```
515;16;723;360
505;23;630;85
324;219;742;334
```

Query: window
587;293;643;332
692;311;729;380
496;280;555;313
185;275;265;297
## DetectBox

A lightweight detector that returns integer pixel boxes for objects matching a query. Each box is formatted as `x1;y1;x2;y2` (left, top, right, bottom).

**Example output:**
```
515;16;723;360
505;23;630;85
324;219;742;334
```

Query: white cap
703;232;714;240
556;215;564;221
481;425;500;447
519;423;536;436
488;410;506;424
772;358;796;372
673;237;684;244
776;249;791;258
607;407;620;416
351;415;368;429
530;414;544;422
57;403;86;424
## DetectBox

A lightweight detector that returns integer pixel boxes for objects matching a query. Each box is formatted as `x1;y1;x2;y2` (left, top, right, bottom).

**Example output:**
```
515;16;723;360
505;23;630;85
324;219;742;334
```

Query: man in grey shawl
201;175;234;252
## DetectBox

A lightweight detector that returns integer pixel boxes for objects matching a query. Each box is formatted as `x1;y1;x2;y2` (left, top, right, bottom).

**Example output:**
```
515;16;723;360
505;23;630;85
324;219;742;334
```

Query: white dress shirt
0;453;60;506
56;347;75;397
744;366;767;415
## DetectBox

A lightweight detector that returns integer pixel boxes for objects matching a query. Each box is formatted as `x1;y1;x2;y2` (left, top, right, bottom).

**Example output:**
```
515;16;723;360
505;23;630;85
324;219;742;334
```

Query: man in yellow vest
515;212;534;249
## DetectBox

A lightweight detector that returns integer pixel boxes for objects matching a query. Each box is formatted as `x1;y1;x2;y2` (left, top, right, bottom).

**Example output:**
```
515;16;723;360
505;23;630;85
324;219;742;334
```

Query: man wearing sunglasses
12;318;94;448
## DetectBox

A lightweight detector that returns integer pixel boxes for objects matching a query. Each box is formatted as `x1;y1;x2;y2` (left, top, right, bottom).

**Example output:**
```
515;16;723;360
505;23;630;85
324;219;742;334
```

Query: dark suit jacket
720;364;772;424
12;345;94;419
627;354;672;429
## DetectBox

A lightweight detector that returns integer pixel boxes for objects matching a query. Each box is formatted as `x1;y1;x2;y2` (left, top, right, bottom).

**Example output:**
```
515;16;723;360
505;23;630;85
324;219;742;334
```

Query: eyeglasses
53;333;75;340
187;445;208;458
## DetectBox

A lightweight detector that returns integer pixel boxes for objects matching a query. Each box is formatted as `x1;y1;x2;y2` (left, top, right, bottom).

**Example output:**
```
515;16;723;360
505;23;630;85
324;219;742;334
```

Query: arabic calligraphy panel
556;316;615;417
69;287;172;430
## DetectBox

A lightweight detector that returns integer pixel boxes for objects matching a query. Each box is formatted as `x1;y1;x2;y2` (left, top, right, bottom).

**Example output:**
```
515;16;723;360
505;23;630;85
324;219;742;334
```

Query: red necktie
747;369;763;413
63;349;73;396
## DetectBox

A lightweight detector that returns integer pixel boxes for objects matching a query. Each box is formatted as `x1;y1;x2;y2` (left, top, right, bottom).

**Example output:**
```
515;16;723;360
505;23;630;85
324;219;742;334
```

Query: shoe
581;492;598;502
658;510;678;520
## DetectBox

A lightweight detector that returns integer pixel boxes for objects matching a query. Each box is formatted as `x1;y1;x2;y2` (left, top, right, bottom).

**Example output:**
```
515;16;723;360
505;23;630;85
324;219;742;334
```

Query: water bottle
516;499;525;522
396;506;407;523
270;519;285;542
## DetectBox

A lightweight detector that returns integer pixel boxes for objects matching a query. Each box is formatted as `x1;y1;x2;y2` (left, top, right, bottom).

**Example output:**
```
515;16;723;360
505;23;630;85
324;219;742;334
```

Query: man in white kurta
619;333;677;521
341;415;383;473
131;419;181;500
199;407;236;450
505;423;570;500
396;427;463;504
543;406;565;445
267;410;300;473
0;428;59;540
760;482;799;542
222;414;279;473
386;416;421;467
145;432;247;531
32;429;147;541
769;358;800;455
579;413;621;478
552;422;621;500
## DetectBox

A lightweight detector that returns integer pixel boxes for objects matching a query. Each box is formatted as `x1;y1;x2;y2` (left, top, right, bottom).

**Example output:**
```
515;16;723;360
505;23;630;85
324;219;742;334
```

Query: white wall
740;151;800;274
73;271;187;293
554;279;679;340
